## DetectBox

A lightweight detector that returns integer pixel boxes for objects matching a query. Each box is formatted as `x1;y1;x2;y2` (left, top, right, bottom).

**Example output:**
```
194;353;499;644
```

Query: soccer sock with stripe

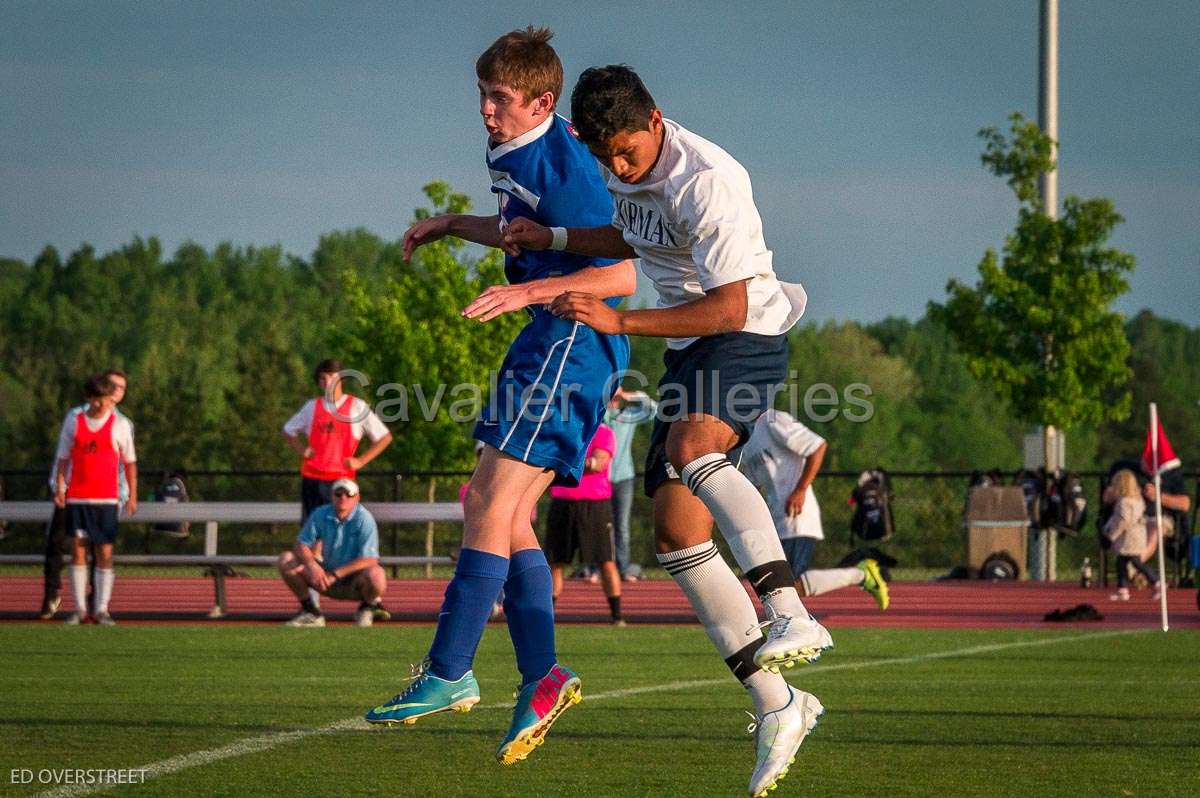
800;567;865;597
428;548;509;681
502;547;557;686
94;568;114;614
681;453;808;618
70;565;88;613
657;540;788;713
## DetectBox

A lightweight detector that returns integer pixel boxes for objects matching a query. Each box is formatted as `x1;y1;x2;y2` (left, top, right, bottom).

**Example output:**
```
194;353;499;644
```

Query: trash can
966;486;1029;580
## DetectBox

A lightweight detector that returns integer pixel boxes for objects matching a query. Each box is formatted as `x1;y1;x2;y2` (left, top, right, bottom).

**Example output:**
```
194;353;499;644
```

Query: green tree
868;316;1025;470
929;112;1135;469
1096;311;1200;467
333;182;525;472
786;321;922;470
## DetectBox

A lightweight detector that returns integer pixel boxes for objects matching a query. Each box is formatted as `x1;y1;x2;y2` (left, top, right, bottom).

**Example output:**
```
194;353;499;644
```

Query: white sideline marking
36;628;1146;797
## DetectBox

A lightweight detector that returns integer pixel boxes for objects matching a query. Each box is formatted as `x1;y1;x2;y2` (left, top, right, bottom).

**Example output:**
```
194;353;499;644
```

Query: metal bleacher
0;501;463;617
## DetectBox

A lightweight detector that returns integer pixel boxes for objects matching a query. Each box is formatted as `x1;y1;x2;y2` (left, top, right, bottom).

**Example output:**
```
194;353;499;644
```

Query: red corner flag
1142;414;1181;475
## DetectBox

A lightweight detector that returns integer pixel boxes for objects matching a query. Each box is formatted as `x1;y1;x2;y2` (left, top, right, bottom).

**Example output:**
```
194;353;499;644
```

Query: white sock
658;541;763;678
800;567;864;597
95;568;115;614
680;454;808;618
308;588;322;609
743;668;793;717
71;565;88;613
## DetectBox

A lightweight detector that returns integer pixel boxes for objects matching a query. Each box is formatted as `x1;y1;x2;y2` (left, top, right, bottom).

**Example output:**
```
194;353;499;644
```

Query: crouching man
278;478;389;627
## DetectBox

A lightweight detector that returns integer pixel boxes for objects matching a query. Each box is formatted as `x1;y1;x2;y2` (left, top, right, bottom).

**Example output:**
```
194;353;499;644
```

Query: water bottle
1080;557;1093;588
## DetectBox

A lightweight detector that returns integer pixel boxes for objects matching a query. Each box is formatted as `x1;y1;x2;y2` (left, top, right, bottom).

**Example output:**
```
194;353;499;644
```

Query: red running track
3;575;1197;629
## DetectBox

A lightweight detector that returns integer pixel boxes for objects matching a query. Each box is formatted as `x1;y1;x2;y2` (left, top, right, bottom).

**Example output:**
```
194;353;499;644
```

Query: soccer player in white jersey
53;373;137;626
503;64;829;797
40;368;130;620
740;410;889;608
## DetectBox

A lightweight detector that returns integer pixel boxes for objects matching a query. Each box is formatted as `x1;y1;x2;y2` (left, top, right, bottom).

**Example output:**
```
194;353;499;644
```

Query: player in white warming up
503;64;828;798
741;409;889;609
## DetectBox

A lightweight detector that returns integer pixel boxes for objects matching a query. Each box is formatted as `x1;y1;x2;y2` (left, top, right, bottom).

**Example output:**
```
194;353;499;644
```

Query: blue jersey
488;114;619;298
476;114;630;483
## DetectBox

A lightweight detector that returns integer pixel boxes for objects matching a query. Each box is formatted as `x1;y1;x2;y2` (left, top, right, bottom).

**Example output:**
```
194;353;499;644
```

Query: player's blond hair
476;26;563;107
1111;469;1140;499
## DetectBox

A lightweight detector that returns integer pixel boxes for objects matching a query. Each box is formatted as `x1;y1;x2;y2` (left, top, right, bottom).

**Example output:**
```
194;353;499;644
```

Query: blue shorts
68;503;119;545
475;310;629;485
300;477;335;524
781;537;817;578
644;331;789;497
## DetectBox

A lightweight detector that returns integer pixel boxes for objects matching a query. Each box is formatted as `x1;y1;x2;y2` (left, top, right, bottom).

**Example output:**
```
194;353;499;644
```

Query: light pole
1039;0;1060;580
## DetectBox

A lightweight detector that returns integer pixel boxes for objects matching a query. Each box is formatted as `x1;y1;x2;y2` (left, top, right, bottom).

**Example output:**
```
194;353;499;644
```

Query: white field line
35;628;1146;798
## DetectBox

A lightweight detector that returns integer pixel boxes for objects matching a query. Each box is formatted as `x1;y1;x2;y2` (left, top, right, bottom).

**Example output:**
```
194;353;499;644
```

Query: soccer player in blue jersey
364;28;634;765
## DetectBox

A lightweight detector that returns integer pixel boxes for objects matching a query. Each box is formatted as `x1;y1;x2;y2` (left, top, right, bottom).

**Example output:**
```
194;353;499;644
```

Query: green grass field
2;624;1197;797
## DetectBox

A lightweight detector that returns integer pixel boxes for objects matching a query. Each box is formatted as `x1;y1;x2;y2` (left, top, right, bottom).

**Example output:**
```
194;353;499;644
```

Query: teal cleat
495;663;583;765
365;660;480;726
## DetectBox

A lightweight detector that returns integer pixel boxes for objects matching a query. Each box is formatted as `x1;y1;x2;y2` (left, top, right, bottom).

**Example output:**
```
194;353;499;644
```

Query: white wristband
549;226;568;251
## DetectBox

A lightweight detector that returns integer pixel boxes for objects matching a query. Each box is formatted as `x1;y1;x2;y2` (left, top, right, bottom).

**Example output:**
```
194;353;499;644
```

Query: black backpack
152;472;190;538
851;469;894;542
1014;468;1049;528
1055;472;1088;533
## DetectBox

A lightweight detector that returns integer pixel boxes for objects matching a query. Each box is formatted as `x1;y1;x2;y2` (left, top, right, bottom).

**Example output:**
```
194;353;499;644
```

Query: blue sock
428;548;509;681
503;548;557;686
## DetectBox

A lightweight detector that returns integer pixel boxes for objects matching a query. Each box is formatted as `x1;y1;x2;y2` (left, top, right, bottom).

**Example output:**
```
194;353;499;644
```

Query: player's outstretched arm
462;260;637;322
502;217;635;259
402;214;503;261
550;278;750;338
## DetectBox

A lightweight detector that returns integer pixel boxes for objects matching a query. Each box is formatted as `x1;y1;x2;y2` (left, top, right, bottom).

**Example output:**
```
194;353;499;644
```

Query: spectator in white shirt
740;410;888;609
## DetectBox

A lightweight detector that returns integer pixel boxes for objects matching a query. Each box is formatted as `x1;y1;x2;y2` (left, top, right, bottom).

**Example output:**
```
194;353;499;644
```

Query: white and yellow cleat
752;611;833;672
748;687;824;797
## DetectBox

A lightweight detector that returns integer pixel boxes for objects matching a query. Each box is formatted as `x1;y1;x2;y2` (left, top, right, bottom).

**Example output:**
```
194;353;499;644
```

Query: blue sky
1;1;1196;323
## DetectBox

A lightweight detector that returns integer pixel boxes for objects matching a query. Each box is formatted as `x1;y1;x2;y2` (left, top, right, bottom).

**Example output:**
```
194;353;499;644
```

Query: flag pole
1150;402;1169;632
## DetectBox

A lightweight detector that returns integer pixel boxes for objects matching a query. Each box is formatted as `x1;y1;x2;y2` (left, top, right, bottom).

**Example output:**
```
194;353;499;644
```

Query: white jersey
605;118;807;349
739;410;826;540
283;396;389;443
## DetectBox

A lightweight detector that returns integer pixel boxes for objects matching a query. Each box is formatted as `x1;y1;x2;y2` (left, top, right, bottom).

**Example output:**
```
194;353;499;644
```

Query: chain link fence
2;469;1195;580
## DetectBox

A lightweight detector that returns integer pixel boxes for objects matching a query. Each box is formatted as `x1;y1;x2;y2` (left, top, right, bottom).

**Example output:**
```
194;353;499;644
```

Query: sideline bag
850;469;894;542
152;472;190;539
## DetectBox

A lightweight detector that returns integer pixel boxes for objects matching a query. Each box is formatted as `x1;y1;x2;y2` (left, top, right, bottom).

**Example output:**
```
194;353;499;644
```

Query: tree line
2;183;1197;493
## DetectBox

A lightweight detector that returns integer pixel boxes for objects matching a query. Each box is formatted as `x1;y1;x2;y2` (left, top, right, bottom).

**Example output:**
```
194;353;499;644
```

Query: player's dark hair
103;368;127;382
570;65;657;149
83;373;115;400
313;358;343;383
476;26;563;107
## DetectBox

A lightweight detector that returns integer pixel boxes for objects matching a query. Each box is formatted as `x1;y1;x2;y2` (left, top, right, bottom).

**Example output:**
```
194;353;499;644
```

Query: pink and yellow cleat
495;663;582;765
